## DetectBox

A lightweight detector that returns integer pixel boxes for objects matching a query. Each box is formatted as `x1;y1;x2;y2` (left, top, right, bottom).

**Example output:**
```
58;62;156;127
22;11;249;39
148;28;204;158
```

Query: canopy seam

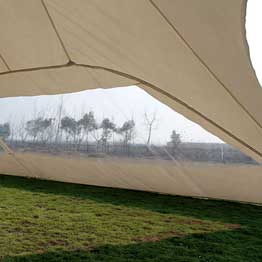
0;54;11;71
0;138;34;177
0;61;72;76
148;0;262;130
41;0;71;62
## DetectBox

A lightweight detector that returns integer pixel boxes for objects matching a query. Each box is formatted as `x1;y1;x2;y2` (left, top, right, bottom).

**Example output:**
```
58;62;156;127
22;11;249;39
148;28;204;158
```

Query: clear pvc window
0;144;4;154
0;86;257;165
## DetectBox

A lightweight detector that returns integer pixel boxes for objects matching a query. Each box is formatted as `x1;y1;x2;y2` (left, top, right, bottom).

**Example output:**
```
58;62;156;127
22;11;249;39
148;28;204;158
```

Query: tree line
0;111;181;155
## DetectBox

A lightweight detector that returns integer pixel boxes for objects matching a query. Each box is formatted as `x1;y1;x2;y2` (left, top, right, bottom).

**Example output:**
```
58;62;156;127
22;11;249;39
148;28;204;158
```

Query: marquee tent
0;0;262;204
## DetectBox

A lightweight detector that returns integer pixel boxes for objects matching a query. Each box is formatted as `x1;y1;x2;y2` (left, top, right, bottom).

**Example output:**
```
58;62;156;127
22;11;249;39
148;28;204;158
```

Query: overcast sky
0;1;261;144
246;0;262;86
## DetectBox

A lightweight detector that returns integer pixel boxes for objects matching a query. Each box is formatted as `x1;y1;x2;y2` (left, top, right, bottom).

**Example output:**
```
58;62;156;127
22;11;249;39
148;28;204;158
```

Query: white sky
246;0;262;86
0;1;261;144
0;86;222;144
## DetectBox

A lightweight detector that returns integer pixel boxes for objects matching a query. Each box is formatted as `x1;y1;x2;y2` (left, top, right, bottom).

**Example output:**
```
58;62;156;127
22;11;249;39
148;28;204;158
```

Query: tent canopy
1;0;261;160
1;0;262;203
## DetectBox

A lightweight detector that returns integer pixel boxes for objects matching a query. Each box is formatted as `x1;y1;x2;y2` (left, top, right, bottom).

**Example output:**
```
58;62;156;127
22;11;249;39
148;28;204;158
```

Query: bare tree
78;111;97;152
117;120;136;154
16;119;28;143
42;119;56;145
25;118;53;144
61;116;79;148
26;119;40;143
55;95;64;144
39;119;53;144
9;123;15;145
100;118;116;153
144;111;158;146
168;130;181;156
0;123;10;142
90;125;102;152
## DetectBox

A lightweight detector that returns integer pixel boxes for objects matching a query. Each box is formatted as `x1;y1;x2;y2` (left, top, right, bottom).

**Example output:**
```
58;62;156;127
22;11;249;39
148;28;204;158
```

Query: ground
0;175;262;262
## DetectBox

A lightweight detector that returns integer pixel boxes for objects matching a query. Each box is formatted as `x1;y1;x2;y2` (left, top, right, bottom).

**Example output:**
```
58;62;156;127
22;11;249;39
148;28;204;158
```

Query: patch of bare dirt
132;230;185;243
224;223;241;229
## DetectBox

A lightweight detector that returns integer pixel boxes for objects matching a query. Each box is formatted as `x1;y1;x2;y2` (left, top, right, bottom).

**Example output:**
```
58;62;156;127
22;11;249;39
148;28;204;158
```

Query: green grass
0;175;262;262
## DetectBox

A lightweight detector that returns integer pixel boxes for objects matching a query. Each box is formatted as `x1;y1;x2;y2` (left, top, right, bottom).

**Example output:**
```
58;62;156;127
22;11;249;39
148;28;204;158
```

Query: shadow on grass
3;230;262;262
1;175;261;226
1;175;262;262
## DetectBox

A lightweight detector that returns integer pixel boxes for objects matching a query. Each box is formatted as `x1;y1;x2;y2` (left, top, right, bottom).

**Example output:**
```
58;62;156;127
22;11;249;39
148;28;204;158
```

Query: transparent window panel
0;86;258;166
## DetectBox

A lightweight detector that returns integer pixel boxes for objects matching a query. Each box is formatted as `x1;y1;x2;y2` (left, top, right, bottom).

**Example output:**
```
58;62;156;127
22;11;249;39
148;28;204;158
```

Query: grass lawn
0;175;262;262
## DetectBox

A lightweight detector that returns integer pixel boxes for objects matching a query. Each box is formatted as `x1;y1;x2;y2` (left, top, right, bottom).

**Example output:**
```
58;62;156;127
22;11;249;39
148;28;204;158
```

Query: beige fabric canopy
1;0;262;203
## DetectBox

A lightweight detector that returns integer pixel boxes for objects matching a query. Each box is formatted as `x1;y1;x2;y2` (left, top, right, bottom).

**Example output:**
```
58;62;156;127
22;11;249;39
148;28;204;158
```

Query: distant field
0;175;262;262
